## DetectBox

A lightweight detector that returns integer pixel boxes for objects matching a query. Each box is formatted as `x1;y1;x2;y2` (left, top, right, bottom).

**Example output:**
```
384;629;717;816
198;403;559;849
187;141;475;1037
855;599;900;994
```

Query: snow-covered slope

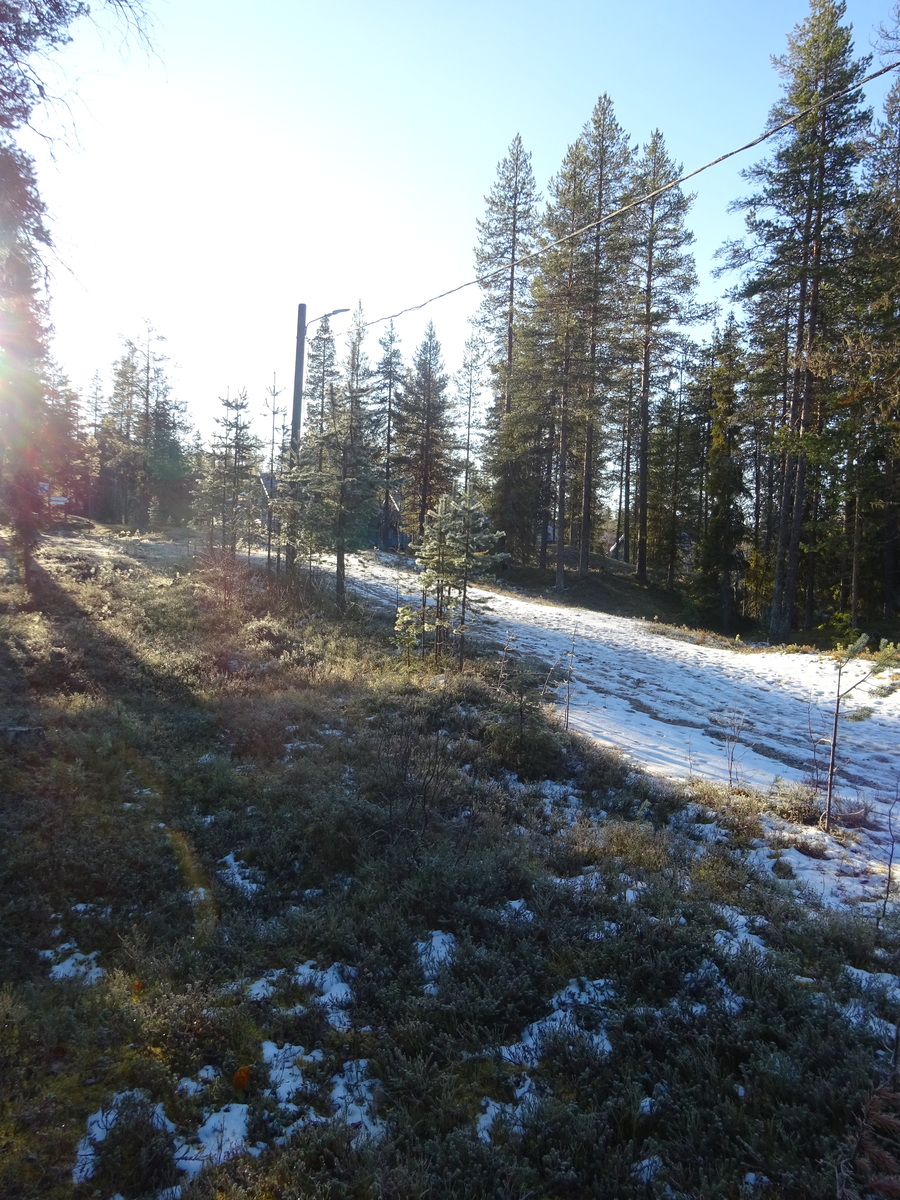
349;552;900;911
348;553;898;801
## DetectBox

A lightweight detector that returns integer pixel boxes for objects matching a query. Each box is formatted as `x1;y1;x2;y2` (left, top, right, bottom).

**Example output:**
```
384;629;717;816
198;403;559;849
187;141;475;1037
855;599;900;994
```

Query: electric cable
362;58;900;332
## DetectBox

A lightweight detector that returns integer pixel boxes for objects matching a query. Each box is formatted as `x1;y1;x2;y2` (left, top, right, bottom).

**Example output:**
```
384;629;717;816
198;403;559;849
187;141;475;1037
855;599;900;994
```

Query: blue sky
23;0;899;437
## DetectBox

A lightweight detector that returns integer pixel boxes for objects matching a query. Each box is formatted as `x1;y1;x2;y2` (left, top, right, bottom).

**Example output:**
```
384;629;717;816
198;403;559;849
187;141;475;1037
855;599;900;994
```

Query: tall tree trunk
504;202;519;416
666;389;683;590
556;392;568;592
849;467;861;628
636;327;652;584
635;220;655;584
885;454;898;619
623;417;632;565
381;380;393;549
579;419;594;578
539;416;554;571
771;104;827;640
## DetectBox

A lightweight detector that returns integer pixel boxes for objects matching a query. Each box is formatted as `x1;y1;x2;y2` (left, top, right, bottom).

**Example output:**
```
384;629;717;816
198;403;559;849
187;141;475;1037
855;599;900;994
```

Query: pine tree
626;129;699;584
531;136;596;590
725;0;870;639
575;95;634;576
475;134;540;417
491;100;632;579
840;75;900;622
476;136;542;560
455;333;485;494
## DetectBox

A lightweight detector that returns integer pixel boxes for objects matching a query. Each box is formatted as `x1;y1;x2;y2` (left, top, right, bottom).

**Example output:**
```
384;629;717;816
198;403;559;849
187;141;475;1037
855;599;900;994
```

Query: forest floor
3;524;900;1199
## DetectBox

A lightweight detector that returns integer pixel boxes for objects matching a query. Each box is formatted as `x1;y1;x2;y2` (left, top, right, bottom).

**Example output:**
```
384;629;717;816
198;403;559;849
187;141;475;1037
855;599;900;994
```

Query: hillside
2;528;900;1199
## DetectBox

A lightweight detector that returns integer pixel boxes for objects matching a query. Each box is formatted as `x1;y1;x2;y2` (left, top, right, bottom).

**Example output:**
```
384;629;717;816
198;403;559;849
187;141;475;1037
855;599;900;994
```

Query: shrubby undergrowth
1;528;899;1199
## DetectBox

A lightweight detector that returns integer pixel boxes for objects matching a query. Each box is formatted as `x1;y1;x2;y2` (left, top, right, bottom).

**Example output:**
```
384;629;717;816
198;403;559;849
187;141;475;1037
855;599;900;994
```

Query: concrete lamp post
285;304;349;573
289;304;350;465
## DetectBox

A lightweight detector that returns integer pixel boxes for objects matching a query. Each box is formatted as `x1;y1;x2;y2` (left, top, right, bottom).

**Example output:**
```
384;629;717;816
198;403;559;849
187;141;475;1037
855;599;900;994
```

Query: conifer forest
1;1;899;645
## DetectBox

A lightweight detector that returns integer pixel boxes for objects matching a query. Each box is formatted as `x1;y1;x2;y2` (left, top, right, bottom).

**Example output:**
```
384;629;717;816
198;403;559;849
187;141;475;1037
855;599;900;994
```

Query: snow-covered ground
347;552;900;911
348;551;898;799
47;533;898;802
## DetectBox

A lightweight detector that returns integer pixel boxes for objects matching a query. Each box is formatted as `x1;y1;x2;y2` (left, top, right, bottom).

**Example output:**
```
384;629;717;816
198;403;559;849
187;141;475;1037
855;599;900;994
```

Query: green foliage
2;529;899;1200
393;322;457;542
393;602;421;664
410;490;505;661
87;1092;180;1198
93;329;193;531
288;313;380;606
693;318;749;629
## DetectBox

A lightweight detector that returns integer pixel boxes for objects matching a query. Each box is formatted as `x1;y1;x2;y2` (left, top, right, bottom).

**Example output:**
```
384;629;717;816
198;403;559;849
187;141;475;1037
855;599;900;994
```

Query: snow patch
714;907;768;956
246;969;285;1000
416;930;456;994
844;965;900;1005
41;943;105;985
502;898;536;922
218;852;261;895
174;1104;260;1178
683;959;745;1016
500;977;614;1068
330;1059;383;1141
72;1090;174;1184
343;550;900;914
294;960;356;1030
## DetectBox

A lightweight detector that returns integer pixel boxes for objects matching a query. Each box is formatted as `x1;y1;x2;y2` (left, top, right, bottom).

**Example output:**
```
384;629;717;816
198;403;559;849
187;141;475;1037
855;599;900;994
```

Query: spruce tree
303;315;340;452
695;319;749;630
646;342;708;588
201;391;262;556
43;364;86;510
482;322;554;566
96;330;189;529
411;490;504;662
393;323;456;541
371;321;405;548
292;318;378;608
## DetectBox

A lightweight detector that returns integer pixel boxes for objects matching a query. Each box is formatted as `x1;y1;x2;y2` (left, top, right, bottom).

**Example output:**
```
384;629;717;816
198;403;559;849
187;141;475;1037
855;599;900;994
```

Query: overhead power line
362;58;900;332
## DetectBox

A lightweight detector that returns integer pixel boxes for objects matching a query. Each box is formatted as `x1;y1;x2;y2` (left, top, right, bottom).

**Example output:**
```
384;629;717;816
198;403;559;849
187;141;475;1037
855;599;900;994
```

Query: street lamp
290;304;350;466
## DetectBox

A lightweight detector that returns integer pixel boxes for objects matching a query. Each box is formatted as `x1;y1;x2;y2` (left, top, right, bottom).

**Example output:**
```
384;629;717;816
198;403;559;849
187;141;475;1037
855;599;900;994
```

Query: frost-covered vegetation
2;526;900;1199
